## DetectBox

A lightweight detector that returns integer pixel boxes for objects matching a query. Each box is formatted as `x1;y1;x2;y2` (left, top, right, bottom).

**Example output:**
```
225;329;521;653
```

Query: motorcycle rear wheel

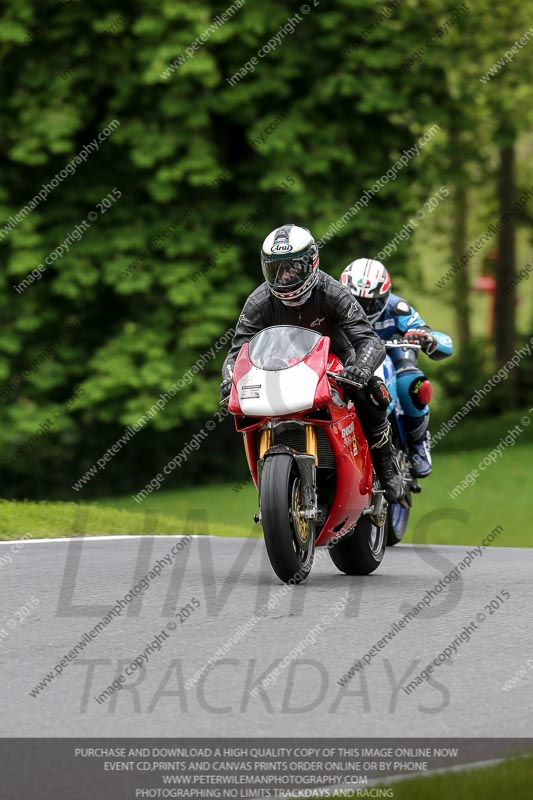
329;515;386;575
260;453;315;584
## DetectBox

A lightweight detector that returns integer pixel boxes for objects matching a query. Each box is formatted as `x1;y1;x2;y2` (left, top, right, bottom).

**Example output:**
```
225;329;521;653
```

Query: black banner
1;738;532;799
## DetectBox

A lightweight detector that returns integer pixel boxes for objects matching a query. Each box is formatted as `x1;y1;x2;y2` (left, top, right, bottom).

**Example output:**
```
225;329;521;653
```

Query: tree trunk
452;179;470;346
494;143;516;364
449;113;471;348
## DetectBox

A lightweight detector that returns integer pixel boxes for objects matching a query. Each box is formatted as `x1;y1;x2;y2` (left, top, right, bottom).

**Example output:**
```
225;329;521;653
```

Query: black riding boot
367;421;406;504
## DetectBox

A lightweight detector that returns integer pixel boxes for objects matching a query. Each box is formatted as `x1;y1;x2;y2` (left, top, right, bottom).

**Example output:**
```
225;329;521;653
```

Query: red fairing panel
315;407;372;547
228;343;252;415
308;337;333;409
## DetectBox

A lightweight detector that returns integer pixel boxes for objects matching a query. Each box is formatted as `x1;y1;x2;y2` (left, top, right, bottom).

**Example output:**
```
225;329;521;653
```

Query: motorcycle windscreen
238;326;323;416
248;325;321;370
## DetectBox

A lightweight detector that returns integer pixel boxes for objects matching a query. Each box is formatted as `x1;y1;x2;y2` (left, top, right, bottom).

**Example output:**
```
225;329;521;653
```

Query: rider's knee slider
409;377;433;410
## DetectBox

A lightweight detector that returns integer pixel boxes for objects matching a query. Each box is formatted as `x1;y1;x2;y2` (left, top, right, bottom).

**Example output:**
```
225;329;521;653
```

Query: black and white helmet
261;224;319;304
341;258;392;323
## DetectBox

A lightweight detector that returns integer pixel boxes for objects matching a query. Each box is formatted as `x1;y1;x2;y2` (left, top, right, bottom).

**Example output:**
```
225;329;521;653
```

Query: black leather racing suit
222;270;391;436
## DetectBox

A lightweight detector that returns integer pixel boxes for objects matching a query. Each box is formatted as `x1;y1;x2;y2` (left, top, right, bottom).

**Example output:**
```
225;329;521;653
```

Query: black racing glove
220;376;232;401
340;365;373;390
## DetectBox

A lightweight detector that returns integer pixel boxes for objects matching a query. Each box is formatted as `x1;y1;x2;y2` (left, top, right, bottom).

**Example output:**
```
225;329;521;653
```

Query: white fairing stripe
237;363;319;416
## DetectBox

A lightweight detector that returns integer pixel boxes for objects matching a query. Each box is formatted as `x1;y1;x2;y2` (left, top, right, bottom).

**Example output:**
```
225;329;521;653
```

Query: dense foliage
0;0;531;497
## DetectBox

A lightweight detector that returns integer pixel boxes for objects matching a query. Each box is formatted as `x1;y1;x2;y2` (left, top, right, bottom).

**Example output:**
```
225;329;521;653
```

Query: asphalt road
1;534;532;737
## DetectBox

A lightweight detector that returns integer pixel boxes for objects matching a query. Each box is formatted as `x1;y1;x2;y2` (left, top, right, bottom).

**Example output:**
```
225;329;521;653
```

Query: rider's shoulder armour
389;297;411;316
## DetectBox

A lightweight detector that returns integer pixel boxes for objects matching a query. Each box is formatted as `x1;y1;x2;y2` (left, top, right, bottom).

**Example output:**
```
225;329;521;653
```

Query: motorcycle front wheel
386;432;411;545
386;502;410;545
260;453;315;584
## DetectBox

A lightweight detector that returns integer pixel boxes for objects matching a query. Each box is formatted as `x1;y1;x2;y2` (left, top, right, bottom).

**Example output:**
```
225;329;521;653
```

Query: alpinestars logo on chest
310;317;325;328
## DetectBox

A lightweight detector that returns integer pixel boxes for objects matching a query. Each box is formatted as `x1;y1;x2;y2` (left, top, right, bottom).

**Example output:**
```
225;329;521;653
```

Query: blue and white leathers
374;293;453;354
374;293;453;418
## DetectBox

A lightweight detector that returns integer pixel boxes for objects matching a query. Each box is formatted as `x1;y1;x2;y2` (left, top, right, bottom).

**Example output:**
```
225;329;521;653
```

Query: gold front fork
259;427;273;458
305;424;318;466
243;433;251;464
258;424;318;464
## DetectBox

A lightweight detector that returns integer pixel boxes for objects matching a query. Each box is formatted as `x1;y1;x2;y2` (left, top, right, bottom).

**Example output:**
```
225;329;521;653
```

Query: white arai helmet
340;258;392;323
261;224;319;306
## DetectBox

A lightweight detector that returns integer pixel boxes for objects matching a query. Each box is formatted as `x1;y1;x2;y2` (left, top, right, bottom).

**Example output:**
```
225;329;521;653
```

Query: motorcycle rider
341;258;454;477
220;224;406;503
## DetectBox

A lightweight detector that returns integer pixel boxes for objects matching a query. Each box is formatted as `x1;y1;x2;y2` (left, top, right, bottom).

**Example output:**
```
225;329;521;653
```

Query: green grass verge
97;483;258;536
0;500;247;539
325;752;533;799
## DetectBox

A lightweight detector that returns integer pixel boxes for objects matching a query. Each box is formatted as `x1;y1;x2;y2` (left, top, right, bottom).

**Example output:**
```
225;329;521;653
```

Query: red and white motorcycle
227;325;388;583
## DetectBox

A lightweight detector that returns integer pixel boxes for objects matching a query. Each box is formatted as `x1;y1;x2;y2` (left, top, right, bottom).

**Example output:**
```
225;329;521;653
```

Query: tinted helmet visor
262;251;315;295
358;295;388;322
